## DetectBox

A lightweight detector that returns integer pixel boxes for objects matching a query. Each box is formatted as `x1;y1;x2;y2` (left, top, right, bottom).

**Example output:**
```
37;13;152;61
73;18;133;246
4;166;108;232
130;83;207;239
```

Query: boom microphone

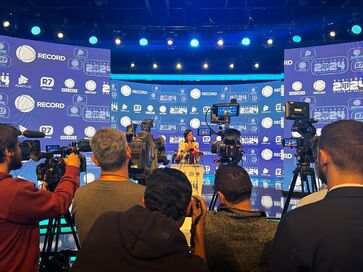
22;130;46;138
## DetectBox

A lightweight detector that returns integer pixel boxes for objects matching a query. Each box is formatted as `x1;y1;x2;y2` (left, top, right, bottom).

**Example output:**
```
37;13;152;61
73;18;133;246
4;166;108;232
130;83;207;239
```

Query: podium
171;164;204;245
171;164;204;196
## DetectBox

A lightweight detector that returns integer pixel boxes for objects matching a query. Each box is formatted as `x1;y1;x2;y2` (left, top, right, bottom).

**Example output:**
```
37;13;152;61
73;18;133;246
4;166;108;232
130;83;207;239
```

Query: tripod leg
63;212;81;250
282;170;299;214
54;217;61;253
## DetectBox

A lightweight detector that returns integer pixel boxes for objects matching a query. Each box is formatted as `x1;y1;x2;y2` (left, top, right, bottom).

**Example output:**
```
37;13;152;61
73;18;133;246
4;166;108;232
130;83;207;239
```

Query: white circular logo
292;81;303;91
261;117;273;129
71;59;79;67
63;126;74;136
261;149;273;160
120;85;132;96
261;195;273;209
84;126;96;137
190;88;201;99
0;43;4;50
353;99;361;106
313;80;326;92
120;116;132;127
85;80;97;91
147;105;154;112
16;45;36;63
84;173;96;183
64;78;75;88
190;118;201;129
70;106;79;114
262;86;273;97
159;106;167;113
15;95;35;113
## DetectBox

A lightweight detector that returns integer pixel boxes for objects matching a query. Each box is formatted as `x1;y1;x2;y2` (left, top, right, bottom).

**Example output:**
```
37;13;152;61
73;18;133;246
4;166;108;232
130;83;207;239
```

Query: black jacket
272;187;363;272
72;205;207;272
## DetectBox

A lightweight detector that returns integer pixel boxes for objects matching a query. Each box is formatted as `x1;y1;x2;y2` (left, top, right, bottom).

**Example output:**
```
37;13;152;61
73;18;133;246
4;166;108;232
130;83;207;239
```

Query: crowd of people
0;119;363;272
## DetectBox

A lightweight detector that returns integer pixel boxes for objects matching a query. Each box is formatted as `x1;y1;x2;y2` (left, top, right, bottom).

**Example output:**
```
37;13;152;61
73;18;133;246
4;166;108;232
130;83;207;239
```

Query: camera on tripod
126;119;169;183
208;99;243;164
282;101;317;164
36;140;91;192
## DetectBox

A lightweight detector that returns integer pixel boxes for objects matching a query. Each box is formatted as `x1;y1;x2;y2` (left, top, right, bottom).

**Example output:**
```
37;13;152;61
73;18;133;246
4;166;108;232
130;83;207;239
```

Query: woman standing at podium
177;129;200;164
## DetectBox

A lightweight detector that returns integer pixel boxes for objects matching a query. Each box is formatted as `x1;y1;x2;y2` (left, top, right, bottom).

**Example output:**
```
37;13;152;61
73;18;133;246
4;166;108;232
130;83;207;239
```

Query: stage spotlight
292;35;302;43
217;39;224;47
57;32;64;39
130;62;136;68
115;38;122;45
176;63;182;70
351;25;362;35
267;38;274;46
229;63;235;69
153;63;158;69
241;37;251;46
190;38;199;47
89;36;98;45
254;63;260;69
31;26;41;36
329;31;336;38
3;20;10;28
167;38;174;46
139;38;148;46
203;62;209;69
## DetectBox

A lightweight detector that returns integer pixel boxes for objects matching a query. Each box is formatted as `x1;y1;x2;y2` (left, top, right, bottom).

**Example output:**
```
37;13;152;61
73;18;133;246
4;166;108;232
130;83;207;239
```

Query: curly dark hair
144;168;192;221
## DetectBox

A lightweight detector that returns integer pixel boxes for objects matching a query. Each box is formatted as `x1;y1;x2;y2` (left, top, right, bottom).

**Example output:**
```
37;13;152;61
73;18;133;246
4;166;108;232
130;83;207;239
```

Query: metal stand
39;211;80;272
282;163;317;214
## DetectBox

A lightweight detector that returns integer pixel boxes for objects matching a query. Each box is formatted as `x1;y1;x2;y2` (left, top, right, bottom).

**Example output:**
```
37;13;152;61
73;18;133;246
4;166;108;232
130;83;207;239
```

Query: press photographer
0;124;80;272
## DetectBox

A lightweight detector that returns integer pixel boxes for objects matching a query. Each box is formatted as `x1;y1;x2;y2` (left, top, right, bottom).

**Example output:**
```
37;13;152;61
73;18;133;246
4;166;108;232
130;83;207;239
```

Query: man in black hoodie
72;168;208;272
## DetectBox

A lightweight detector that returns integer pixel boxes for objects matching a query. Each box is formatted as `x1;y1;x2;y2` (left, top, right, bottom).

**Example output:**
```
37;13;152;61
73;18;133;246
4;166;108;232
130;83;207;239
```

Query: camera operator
72;168;208;272
0;124;80;272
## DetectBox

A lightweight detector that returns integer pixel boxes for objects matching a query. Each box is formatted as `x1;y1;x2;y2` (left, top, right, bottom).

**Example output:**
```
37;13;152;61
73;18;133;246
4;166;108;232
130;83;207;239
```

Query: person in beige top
177;129;200;164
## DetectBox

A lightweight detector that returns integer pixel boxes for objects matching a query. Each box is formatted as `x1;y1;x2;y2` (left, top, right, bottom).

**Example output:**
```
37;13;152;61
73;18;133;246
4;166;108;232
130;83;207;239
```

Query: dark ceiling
1;0;362;75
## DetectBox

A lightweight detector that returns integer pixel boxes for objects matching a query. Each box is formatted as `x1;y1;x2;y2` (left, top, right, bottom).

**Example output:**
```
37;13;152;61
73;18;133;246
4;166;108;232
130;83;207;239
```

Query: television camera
281;101;318;214
207;99;243;164
126;119;169;183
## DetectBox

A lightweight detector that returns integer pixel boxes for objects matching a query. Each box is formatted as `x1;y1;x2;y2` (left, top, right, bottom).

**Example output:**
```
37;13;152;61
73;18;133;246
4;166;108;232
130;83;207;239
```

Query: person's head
316;120;363;186
0;124;22;172
90;128;131;171
143;168;192;225
214;164;252;206
312;136;327;185
184;129;194;143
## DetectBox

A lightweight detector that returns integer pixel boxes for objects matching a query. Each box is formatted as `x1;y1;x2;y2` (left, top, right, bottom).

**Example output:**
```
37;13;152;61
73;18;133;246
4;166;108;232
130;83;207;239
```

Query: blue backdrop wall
110;80;285;217
0;34;111;186
283;41;363;208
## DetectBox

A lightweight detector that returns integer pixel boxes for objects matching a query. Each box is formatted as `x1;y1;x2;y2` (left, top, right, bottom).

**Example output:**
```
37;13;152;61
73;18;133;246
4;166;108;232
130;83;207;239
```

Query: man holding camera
272;120;363;272
72;168;208;272
72;128;145;244
0;124;80;272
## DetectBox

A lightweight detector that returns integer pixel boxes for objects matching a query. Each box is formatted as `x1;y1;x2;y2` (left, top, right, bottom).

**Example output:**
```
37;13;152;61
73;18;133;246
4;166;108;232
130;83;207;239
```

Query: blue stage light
139;38;148;46
241;37;250;46
292;35;302;43
31;26;41;36
89;36;98;45
190;39;199;47
351;25;362;35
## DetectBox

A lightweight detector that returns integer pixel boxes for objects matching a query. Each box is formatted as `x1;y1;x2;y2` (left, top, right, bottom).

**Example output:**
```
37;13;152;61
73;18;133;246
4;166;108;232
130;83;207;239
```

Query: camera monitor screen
46;145;60;152
216;105;239;117
197;128;211;136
